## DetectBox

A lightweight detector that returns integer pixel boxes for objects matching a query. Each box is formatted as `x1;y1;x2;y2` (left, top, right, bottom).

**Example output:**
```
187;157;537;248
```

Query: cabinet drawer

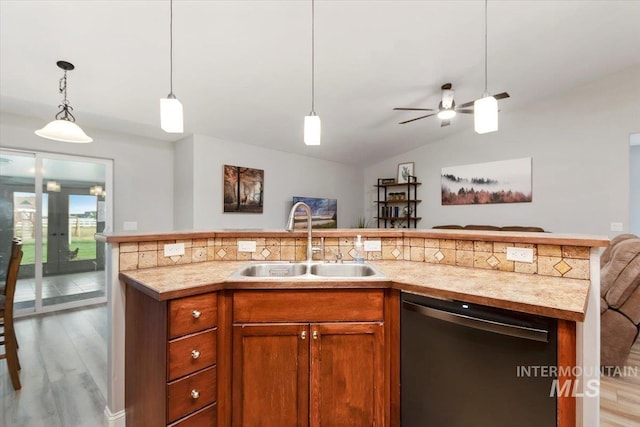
167;366;217;423
168;403;217;427
169;293;217;339
233;289;384;323
168;329;217;381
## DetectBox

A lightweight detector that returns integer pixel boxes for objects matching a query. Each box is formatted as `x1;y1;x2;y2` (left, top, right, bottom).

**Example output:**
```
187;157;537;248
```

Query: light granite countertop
99;228;609;247
120;259;590;322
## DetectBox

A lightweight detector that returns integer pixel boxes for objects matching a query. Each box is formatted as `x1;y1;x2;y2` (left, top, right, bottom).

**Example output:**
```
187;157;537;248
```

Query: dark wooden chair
0;238;23;390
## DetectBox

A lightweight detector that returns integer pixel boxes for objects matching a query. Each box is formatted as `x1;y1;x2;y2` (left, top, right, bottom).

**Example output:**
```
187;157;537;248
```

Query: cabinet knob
190;389;200;399
191;349;200;359
301;331;307;340
192;310;201;319
312;330;319;340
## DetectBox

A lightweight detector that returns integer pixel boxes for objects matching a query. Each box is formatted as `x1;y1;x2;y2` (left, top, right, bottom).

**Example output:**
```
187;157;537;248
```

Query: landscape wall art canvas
224;165;264;213
441;157;532;205
292;196;337;229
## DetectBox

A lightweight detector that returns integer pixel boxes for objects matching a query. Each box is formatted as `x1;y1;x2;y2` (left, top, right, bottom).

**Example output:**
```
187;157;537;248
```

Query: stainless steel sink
310;263;380;277
230;261;386;280
233;263;308;278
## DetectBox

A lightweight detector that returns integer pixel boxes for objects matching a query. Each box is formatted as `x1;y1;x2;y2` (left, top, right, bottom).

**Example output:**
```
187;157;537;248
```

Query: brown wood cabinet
125;286;400;427
125;288;219;426
231;289;388;427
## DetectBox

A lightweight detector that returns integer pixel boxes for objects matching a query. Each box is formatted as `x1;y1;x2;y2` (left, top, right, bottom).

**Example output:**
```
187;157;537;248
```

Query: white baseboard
104;406;126;427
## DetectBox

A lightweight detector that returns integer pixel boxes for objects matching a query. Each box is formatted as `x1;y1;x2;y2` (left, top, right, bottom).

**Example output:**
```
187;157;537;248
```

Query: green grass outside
20;240;97;265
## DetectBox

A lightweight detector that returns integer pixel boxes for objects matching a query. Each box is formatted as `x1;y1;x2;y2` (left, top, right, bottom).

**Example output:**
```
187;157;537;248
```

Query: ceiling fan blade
393;107;435;111
457;100;475;109
457;92;510;109
440;120;450;127
399;113;437;124
456;109;474;114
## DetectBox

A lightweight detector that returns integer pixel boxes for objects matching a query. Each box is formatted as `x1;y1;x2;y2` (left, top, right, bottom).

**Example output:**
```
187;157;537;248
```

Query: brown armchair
600;234;640;367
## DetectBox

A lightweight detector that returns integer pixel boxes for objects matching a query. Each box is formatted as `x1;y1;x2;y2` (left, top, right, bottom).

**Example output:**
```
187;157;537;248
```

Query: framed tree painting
223;165;264;213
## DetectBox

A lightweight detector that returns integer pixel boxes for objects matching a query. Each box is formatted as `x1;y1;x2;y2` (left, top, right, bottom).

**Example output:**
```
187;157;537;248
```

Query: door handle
402;301;549;343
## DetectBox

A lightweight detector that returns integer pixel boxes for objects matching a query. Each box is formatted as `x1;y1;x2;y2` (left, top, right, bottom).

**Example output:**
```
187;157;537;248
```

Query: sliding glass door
0;149;112;314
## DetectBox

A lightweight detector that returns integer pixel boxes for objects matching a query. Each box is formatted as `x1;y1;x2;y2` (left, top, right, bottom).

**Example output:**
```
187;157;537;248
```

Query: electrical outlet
610;222;623;232
164;243;185;257
238;240;257;252
506;247;534;263
363;240;381;252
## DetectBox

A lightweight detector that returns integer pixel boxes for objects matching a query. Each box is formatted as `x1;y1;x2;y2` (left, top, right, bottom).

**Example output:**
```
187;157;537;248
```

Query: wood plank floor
0;304;106;427
1;304;638;426
601;337;640;426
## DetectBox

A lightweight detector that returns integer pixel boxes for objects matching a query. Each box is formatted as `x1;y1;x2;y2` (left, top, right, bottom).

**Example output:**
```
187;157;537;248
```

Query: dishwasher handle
402;301;549;343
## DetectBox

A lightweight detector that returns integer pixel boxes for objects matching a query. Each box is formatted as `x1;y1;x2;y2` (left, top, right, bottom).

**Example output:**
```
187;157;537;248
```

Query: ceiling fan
393;83;509;127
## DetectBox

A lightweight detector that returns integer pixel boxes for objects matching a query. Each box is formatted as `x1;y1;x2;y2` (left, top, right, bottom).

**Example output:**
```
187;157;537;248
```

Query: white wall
0;112;175;232
175;134;364;230
174;135;195;229
365;65;640;236
630;140;640;235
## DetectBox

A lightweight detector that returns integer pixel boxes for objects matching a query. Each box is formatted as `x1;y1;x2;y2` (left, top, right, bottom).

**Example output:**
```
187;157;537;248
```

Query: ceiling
1;1;639;166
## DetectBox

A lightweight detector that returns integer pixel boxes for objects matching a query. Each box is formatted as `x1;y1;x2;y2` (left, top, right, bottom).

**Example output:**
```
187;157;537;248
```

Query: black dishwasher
401;292;558;427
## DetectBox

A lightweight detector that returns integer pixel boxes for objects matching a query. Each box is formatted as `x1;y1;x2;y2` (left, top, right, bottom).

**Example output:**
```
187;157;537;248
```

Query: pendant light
35;61;93;143
474;0;498;134
304;0;321;146
160;0;183;133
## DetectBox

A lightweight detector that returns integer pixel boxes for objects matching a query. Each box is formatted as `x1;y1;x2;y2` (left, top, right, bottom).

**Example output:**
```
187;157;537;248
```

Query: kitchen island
98;229;608;427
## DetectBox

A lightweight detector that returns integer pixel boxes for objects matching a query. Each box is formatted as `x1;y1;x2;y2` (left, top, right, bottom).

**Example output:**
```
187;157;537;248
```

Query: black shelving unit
375;175;421;228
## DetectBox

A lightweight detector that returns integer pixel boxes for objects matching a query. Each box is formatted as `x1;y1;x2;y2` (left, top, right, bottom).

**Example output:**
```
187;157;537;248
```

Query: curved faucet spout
286;201;314;261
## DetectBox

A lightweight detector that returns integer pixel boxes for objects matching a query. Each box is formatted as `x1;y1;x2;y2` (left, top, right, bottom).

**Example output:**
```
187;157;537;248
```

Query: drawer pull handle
192;310;201;319
191;389;200;399
301;331;306;340
191;349;200;359
312;330;319;340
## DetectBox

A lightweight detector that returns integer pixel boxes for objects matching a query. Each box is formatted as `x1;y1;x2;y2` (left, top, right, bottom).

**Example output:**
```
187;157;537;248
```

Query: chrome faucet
286;201;317;262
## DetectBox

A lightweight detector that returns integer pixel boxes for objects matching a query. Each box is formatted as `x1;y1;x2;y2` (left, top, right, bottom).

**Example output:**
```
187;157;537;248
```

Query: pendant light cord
170;0;174;96
311;0;315;114
483;0;488;94
59;71;68;105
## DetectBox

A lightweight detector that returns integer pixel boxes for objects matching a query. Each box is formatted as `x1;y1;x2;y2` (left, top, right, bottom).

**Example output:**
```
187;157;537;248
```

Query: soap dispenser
354;235;365;264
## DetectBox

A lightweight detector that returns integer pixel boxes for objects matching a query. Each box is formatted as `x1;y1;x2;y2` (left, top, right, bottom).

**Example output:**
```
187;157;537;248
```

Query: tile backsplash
117;236;591;280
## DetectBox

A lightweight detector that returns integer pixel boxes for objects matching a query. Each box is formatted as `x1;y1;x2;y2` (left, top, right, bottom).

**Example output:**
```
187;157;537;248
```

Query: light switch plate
363;240;381;252
610;222;623;232
164;243;185;257
238;240;257;252
506;247;534;263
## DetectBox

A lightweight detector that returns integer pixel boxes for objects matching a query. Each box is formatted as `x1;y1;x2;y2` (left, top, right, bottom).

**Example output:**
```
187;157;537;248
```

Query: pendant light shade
304;114;321;146
474;94;498;134
160;95;183;133
304;0;320;146
161;0;183;133
35;61;93;143
36;119;92;143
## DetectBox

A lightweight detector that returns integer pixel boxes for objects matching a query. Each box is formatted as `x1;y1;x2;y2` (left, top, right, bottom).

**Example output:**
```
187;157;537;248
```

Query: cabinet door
310;322;384;427
232;324;310;427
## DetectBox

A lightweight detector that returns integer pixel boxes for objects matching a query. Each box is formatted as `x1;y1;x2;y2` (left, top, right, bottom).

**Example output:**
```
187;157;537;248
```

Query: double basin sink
230;261;386;280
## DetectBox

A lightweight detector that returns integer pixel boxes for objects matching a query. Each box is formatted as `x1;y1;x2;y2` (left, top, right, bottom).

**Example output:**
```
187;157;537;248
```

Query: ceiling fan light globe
35;119;93;143
160;97;184;133
437;109;456;120
304;114;321;145
474;95;498;134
